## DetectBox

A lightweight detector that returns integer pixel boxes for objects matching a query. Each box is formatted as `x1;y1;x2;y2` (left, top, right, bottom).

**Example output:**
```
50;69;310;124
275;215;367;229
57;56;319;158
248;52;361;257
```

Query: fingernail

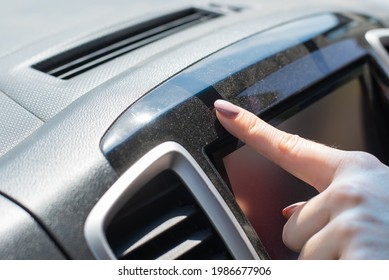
214;100;240;118
282;202;306;219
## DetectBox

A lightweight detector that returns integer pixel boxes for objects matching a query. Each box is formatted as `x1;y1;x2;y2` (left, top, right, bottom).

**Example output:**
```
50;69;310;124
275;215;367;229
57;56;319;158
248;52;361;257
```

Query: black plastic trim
101;13;378;164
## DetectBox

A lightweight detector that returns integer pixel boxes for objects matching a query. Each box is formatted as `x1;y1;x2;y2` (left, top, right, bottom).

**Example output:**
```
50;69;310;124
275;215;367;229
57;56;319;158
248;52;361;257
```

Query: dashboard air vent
33;8;221;79
84;142;258;260
106;170;232;260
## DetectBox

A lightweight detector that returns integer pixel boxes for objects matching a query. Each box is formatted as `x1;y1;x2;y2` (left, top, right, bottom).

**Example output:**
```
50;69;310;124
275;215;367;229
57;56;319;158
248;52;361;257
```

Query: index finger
214;100;347;192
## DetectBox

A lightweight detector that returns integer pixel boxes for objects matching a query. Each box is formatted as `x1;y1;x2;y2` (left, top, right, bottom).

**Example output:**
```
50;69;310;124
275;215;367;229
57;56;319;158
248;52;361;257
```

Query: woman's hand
214;99;389;259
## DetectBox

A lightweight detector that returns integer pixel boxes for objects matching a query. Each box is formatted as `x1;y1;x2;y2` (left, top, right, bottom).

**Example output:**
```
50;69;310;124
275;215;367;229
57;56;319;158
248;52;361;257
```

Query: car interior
1;0;389;260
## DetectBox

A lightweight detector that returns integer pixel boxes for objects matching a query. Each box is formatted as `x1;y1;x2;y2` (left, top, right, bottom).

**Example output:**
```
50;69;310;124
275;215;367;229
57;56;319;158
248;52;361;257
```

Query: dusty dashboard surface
0;0;389;260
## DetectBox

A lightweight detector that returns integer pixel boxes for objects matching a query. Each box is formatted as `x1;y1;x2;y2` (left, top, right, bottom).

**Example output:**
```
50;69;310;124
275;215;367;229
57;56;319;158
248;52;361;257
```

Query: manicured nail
282;202;306;219
214;100;240;118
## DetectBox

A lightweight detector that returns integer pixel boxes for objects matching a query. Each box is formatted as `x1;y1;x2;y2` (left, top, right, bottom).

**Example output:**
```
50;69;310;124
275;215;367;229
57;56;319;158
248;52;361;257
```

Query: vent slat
49;12;212;78
157;229;213;260
117;206;197;258
33;8;221;79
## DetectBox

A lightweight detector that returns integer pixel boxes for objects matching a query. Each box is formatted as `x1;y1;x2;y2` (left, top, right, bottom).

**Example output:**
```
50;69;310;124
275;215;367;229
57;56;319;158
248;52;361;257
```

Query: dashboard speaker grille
32;8;221;79
105;170;232;260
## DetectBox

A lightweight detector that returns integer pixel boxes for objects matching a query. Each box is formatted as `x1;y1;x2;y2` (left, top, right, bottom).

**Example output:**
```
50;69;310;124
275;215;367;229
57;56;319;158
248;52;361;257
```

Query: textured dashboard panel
0;91;43;157
0;1;245;121
0;0;388;122
0;195;65;259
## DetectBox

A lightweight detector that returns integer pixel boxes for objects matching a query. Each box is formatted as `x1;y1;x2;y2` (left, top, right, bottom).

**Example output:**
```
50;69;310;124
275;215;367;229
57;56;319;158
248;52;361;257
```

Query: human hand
214;99;389;259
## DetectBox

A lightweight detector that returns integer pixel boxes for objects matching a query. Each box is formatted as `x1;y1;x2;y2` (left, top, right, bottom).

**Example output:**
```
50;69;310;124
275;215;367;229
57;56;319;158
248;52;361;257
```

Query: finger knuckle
277;133;303;157
344;151;381;169
341;248;370;260
327;182;365;206
335;215;365;240
244;115;263;140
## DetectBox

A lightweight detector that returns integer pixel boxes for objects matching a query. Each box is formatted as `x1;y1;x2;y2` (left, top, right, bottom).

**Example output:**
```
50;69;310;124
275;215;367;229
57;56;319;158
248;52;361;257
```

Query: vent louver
33;8;221;79
106;170;232;260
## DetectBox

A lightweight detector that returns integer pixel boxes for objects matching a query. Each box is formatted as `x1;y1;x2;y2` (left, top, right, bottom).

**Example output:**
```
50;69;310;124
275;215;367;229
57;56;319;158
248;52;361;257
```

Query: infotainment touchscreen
210;77;384;259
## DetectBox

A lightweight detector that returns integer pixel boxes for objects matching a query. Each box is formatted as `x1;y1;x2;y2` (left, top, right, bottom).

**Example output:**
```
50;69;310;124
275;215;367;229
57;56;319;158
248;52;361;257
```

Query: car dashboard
1;0;389;260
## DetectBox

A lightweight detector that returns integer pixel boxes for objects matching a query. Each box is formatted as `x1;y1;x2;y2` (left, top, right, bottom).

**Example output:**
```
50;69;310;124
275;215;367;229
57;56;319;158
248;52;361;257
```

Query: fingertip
214;99;240;119
282;201;306;219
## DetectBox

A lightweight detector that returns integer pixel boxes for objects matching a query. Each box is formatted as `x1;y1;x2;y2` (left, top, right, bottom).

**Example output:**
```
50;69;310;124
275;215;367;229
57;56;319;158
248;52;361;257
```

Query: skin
214;100;389;259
